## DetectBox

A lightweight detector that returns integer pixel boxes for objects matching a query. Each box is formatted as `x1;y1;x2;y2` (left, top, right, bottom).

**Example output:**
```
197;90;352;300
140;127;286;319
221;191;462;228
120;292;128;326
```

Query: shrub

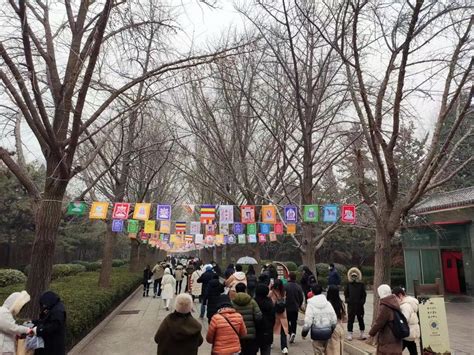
52;264;86;279
0;269;27;287
112;259;128;267
284;261;298;272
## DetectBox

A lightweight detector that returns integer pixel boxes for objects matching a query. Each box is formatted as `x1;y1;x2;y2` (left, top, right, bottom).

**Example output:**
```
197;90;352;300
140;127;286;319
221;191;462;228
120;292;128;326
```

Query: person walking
392;287;420;355
225;264;247;300
269;279;289;354
224;264;235;280
190;265;203;302
143;264;153;297
175;263;185;295
300;266;316;299
326;285;346;355
0;291;33;355
197;264;215;318
231;283;262;355
32;291;67;355
211;261;222;277
161;268;176;311
206;295;247;355
368;284;403;355
328;263;341;287
301;284;337;355
284;272;304;344
206;275;225;323
246;265;258;298
152;261;165;298
344;267;367;340
154;293;203;355
255;284;275;355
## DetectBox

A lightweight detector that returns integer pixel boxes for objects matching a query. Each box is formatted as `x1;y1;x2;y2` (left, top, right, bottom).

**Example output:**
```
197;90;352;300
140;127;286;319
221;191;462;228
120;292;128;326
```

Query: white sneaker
282;347;289;354
359;331;367;340
347;332;353;341
289;333;296;344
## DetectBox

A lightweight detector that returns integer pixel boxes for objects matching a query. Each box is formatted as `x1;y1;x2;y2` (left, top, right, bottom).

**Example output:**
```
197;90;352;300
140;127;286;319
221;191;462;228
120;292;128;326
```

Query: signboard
418;296;451;354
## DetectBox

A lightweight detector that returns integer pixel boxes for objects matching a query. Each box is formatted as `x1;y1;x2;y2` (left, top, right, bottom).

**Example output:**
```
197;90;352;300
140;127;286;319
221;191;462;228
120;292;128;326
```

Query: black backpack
274;298;286;314
388;307;410;339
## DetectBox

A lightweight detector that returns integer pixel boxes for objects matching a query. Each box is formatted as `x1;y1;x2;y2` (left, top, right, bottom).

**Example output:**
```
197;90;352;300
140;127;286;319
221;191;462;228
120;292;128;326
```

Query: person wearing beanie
161;268;176;311
206;295;247;354
154;293;203;355
254;284;275;355
344;267;367;340
368;284;403;355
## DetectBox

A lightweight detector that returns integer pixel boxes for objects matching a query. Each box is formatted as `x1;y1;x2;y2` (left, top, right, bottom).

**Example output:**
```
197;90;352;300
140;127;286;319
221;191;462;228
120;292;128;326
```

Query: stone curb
344;339;376;355
68;286;142;355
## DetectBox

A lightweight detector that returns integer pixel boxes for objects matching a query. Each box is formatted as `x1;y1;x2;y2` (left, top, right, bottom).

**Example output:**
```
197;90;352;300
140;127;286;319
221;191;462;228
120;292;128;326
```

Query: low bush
284;261;298;272
112;259;128;267
52;264;86;279
0;269;27;287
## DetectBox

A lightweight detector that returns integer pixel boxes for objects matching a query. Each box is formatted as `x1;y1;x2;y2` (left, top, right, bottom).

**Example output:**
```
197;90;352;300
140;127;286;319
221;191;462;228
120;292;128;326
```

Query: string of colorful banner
66;202;356;252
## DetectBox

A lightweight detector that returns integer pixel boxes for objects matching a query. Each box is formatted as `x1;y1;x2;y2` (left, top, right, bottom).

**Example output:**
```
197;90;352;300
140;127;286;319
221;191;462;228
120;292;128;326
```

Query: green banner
247;223;257;234
127;219;139;233
303;205;319;222
66;201;87;216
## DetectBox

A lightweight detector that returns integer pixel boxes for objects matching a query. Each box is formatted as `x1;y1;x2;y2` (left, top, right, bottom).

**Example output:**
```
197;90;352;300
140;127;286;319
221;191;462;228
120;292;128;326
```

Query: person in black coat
143;265;153;297
300;266;316;298
255;284;275;355
205;275;225;323
328;263;341;286
344;267;367;340
284;272;304;343
246;265;257;298
197;265;215;318
33;291;66;355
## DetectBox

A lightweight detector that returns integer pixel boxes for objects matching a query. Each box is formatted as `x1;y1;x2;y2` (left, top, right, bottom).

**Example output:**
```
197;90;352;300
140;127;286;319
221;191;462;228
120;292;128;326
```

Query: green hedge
0;267;141;349
71;261;102;271
0;269;27;287
284;261;298;272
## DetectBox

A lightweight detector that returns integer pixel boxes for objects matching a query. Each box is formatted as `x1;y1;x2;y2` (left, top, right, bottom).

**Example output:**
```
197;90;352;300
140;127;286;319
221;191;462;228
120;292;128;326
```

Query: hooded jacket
303;294;337;334
33;291;66;355
161;269;176;300
369;294;403;354
400;296;420;341
206;307;247;354
231;292;262;339
344;267;366;312
154;312;203;355
152;263;165;279
206;279;225;322
225;271;247;291
255;285;275;346
0;291;30;355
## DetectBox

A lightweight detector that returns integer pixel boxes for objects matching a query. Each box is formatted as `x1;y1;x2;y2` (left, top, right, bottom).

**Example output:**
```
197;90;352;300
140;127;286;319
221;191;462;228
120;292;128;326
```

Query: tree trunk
25;189;65;317
301;249;316;274
98;226;116;287
129;240;140;272
300;224;316;272
216;246;223;267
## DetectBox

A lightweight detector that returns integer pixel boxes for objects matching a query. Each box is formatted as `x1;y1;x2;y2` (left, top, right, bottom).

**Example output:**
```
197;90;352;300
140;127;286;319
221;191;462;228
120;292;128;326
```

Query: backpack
388;306;410;339
274;298;286;314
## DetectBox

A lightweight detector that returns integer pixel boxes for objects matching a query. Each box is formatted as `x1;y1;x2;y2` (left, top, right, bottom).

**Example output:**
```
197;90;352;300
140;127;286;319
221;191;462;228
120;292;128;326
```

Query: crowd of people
149;258;420;355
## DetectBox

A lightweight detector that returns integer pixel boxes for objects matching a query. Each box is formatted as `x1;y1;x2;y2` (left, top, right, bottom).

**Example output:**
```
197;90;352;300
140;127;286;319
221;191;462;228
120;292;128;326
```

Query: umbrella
237;256;258;265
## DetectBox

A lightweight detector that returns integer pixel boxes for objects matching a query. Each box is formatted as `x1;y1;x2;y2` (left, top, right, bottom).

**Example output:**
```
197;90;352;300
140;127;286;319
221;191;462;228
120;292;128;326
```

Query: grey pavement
70;289;473;355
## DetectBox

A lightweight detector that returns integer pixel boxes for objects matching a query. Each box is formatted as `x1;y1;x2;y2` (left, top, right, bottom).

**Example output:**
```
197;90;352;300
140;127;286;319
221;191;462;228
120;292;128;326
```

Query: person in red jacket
206;295;247;355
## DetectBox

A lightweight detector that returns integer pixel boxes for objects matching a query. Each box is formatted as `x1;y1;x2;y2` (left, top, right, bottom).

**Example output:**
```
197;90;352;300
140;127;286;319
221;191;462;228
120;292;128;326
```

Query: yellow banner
160;220;171;234
89;202;109;219
144;220;156;234
287;223;296;234
262;205;277;223
419;296;451;354
133;203;151;220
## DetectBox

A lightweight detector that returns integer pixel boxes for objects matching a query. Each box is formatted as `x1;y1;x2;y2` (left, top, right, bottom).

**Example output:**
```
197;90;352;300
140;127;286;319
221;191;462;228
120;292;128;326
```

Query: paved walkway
70;288;473;355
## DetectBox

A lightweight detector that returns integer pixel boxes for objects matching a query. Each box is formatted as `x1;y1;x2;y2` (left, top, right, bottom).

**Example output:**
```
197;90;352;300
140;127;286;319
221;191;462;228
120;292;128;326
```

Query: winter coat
255;292;275;346
225;271;247;299
0;291;30;355
246;274;257;292
285;281;304;313
154;311;203;355
190;270;203;297
161;270;176;300
269;289;288;335
34;291;66;355
400;296;420;341
231;292;262;339
344;267;366;312
197;270;215;298
206;279;225;321
175;265;185;281
300;271;316;294
224;267;235;280
143;268;153;283
206;308;247;355
328;268;341;286
303;294;337;336
369;294;403;354
152;264;165;280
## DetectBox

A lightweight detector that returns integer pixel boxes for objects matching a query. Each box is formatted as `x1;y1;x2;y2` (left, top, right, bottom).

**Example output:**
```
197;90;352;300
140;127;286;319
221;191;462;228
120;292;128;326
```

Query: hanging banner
111;219;124;232
283;205;298;224
258;233;267;243
323;204;338;223
185;235;194;244
418;296;451;354
200;205;216;224
144;220;156;234
219;205;234;223
112;203;130;220
261;205;277;224
161;234;170;243
260;223;271;234
227;234;236;244
303;205;319;222
205;224;216;236
160;220;171;234
247;223;257;235
269;232;277;242
241;205;256;224
195;233;204;244
133;203;151;221
247;234;257;244
205;235;215;245
274;222;284;235
341;205;356;224
219;223;230;235
215;234;224;245
175;221;187;234
287;223;296;235
156;204;172;220
238;234;247;244
66;201;87;216
89;202;109;219
190;221;201;235
233;223;244;234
